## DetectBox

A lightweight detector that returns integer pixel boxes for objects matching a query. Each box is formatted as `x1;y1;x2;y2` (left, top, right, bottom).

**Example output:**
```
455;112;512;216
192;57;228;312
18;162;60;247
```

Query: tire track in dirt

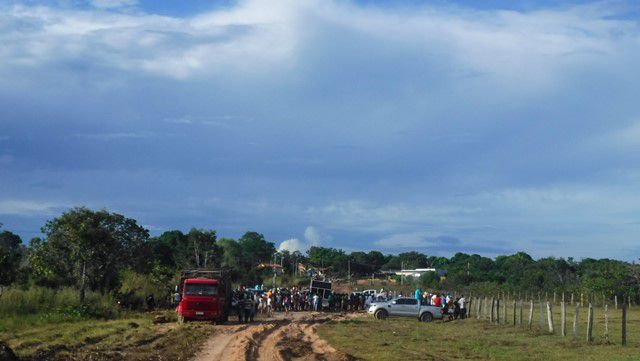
193;324;249;361
193;313;356;361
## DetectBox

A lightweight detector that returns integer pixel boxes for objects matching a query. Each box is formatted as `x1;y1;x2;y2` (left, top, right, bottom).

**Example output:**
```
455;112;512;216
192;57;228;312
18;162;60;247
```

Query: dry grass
0;310;214;360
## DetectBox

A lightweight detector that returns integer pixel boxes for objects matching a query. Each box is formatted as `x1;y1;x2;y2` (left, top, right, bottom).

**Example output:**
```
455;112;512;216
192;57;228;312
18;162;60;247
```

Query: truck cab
176;270;231;323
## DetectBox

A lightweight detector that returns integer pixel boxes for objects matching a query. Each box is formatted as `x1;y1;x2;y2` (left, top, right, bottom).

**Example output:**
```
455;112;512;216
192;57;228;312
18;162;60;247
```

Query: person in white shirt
365;295;373;308
458;295;466;319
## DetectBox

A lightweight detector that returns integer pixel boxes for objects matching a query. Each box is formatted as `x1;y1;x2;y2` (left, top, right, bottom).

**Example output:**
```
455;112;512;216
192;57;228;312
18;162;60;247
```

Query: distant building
389;268;446;278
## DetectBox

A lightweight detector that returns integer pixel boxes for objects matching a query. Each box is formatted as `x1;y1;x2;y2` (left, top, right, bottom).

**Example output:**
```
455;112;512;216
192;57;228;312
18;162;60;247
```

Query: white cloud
90;0;138;9
277;226;326;252
1;0;640;260
278;238;305;252
303;226;322;245
0;0;635;83
72;132;156;140
0;200;65;216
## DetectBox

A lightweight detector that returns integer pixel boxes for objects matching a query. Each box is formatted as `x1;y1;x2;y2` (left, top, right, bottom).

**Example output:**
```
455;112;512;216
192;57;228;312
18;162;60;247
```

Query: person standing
458;295;466;319
414;288;422;301
234;292;244;323
243;292;254;323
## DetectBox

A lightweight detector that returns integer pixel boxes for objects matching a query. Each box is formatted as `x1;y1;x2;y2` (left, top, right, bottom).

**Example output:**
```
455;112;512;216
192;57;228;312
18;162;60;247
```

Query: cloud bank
1;0;639;259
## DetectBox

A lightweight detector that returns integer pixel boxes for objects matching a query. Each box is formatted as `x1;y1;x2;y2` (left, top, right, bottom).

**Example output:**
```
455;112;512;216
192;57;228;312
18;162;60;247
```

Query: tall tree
148;230;189;269
217;238;242;269
187;228;218;268
0;228;23;285
32;207;149;300
238;232;275;269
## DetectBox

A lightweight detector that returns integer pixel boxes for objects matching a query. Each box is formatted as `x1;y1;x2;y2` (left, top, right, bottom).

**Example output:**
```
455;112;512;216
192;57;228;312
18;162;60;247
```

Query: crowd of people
175;283;468;324
413;288;467;320
230;285;469;322
231;286;382;322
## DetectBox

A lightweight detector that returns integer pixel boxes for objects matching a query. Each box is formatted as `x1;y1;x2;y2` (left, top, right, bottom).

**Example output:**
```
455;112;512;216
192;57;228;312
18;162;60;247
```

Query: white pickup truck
367;297;443;322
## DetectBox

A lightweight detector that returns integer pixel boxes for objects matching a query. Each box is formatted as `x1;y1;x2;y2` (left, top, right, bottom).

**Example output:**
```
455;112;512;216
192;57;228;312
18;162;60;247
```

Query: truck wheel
420;312;433;322
374;309;388;320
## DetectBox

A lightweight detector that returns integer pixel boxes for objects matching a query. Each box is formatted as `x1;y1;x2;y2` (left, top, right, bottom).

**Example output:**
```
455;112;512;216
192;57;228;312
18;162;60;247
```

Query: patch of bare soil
193;312;357;361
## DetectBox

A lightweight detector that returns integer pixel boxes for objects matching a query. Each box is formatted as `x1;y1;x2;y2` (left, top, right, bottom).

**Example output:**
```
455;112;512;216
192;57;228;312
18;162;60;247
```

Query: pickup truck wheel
420;312;433;322
374;309;388;320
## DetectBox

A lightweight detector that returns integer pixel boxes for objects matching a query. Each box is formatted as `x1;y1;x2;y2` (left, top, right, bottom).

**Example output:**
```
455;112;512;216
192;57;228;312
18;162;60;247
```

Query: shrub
0;286;120;321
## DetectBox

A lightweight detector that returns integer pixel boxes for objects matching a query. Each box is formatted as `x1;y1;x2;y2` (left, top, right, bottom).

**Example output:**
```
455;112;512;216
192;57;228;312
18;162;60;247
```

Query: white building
394;268;439;278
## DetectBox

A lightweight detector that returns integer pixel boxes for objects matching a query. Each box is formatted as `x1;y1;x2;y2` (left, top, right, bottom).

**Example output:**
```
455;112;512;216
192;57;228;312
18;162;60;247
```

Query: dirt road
193;312;355;361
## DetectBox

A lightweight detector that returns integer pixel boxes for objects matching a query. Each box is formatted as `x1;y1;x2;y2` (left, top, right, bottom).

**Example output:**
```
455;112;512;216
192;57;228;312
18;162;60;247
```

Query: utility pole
348;259;351;283
401;261;404;286
272;252;277;288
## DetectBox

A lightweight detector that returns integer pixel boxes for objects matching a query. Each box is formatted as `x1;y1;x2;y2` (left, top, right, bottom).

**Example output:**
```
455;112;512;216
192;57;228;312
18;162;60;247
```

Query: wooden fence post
482;297;489;321
604;304;610;344
512;299;516;325
615;295;618;310
622;303;627;346
519;300;523;326
477;297;482;320
571;293;574;306
546;302;554;334
561;302;566;337
586;303;593;342
490;298;495;323
573;303;580;338
553;292;556;305
497;299;500;324
539;300;544;328
528;300;533;329
581;293;584;306
503;298;507;324
485;297;489;320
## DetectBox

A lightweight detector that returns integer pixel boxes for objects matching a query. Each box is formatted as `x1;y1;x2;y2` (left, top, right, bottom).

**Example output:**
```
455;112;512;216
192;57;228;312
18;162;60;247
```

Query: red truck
176;269;231;323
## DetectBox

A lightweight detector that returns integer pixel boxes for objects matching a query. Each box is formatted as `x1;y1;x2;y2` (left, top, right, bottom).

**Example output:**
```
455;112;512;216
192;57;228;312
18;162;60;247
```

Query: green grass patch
0;286;121;332
318;306;640;361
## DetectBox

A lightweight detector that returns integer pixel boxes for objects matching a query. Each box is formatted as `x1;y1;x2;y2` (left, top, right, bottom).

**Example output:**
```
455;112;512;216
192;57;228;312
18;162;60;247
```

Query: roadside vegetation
318;307;640;361
0;286;119;332
1;310;212;360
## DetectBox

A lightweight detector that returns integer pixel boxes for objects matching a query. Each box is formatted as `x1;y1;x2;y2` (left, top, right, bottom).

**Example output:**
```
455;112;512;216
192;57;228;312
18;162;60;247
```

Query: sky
1;0;639;260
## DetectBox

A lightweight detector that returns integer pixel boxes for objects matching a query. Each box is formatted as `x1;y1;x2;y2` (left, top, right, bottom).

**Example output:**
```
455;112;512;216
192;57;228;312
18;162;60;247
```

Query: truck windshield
184;283;218;296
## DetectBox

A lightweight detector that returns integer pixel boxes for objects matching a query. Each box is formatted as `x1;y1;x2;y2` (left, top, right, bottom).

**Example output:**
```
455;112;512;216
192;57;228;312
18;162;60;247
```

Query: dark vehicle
310;279;332;308
176;269;232;323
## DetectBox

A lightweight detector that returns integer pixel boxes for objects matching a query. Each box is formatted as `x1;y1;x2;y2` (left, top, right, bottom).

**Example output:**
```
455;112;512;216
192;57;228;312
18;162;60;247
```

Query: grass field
317;304;640;361
0;311;213;360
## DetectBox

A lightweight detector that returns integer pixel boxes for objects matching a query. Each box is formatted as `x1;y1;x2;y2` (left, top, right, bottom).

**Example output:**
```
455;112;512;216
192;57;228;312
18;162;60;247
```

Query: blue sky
1;0;639;260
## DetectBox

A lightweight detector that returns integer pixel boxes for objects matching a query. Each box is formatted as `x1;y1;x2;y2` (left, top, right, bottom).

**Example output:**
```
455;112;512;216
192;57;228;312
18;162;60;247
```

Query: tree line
1;207;639;304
